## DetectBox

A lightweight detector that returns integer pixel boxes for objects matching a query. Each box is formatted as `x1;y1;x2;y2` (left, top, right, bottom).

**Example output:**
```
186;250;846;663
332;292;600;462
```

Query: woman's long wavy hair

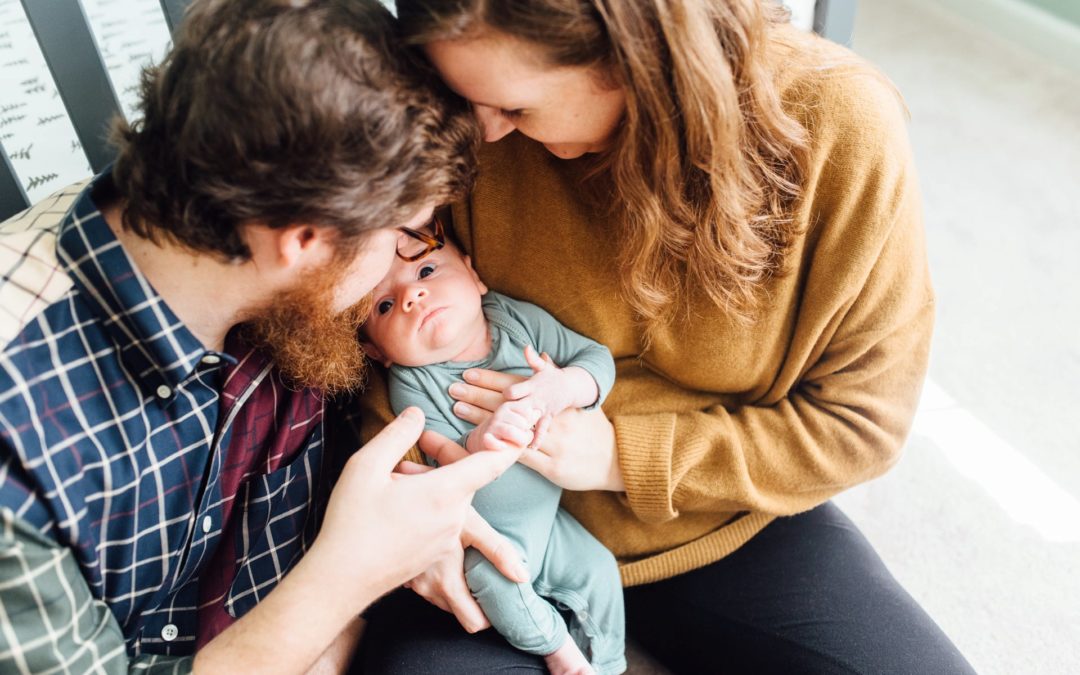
398;0;810;330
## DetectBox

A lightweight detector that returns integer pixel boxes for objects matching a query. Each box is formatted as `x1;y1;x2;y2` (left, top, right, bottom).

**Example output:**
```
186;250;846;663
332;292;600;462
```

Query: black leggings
353;503;976;674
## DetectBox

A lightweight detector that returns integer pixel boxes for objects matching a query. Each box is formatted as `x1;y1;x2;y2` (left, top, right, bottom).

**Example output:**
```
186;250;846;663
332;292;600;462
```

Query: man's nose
474;105;514;142
401;285;428;312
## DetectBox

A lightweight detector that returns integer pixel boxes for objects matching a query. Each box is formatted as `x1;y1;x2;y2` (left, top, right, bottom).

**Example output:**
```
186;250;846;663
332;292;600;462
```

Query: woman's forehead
424;35;561;106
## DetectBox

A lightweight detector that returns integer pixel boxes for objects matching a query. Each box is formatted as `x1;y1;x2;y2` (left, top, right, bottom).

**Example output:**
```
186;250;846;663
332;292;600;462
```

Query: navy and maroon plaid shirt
0;174;330;672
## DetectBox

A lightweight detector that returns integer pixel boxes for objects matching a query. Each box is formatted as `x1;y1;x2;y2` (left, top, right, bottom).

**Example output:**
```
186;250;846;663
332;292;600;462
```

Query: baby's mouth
419;306;446;330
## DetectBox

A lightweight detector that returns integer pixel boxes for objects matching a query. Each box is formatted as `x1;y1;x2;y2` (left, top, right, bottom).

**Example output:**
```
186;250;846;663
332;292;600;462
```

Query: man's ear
274;224;333;269
360;339;393;368
463;255;488;295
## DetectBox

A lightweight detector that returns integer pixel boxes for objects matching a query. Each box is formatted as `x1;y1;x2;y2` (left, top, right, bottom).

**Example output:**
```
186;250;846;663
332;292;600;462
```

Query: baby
362;226;626;675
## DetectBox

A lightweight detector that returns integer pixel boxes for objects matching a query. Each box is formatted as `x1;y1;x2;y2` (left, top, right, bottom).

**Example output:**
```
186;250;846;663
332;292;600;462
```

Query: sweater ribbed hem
617;512;775;587
613;413;678;524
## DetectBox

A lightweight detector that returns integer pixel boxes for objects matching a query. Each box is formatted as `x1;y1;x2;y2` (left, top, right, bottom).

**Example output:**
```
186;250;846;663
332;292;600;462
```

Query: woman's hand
449;368;626;492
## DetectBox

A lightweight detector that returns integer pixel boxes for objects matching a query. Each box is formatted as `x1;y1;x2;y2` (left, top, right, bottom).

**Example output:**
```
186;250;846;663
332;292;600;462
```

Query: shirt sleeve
0;509;194;674
614;71;934;520
495;295;616;409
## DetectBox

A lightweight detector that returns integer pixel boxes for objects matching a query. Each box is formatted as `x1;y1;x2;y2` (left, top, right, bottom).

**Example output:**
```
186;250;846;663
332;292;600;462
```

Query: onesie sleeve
493;294;616;410
387;368;472;458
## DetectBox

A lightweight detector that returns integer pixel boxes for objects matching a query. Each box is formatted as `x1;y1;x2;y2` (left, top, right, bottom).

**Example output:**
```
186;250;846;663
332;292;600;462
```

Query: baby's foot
544;637;595;675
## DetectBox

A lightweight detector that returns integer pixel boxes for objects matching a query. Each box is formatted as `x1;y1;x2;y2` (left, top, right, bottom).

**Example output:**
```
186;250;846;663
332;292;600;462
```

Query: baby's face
363;245;489;367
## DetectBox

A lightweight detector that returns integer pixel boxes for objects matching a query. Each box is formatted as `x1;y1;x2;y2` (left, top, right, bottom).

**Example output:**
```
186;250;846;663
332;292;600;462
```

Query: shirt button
161;624;178;641
155;384;172;399
202;515;212;533
201;354;221;365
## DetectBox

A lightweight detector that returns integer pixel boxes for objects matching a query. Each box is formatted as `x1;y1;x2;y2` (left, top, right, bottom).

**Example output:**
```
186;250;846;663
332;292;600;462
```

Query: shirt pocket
224;430;325;619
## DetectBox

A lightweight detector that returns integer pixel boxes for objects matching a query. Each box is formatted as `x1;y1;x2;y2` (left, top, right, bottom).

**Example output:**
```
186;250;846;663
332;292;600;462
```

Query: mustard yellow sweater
359;34;932;587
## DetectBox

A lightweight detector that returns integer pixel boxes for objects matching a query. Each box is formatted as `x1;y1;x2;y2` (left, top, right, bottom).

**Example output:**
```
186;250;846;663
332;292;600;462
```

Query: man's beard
240;262;372;396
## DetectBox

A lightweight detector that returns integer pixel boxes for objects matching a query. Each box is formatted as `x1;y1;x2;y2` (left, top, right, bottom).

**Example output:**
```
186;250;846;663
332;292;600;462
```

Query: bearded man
0;1;525;673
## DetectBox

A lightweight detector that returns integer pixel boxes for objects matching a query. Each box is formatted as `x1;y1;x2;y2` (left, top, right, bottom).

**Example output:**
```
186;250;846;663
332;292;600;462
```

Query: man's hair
111;0;478;259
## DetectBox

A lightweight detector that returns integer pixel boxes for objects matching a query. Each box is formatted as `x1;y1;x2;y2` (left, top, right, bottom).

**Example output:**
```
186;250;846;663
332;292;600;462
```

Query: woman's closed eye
499;108;524;120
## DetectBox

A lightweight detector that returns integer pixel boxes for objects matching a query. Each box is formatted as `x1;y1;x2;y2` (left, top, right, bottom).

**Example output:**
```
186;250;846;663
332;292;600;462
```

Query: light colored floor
834;1;1080;674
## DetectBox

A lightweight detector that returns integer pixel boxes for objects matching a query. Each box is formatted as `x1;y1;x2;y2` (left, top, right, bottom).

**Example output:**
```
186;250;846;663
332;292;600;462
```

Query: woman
356;1;975;672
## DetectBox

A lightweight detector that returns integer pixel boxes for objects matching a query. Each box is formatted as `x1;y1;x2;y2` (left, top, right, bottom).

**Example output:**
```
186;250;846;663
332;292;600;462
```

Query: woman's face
425;32;626;159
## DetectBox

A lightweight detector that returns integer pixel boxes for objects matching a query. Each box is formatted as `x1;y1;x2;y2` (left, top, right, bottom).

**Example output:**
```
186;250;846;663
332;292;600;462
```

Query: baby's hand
467;398;543;453
503;346;573;416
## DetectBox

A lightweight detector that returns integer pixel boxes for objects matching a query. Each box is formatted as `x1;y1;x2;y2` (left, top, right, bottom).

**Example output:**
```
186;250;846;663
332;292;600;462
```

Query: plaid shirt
0;174;329;673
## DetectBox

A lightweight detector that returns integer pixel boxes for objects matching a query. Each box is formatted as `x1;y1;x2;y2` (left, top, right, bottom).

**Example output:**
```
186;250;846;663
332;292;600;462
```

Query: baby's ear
463;255;488;295
360;339;393;368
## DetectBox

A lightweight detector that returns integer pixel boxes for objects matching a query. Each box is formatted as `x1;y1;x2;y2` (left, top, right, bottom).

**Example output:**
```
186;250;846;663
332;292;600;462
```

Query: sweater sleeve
494;295;616;409
614;71;934;521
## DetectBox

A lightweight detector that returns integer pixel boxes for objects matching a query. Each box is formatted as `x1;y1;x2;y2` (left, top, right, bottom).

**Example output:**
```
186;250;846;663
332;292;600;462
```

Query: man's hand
195;410;520;675
312;407;520;609
396;444;529;634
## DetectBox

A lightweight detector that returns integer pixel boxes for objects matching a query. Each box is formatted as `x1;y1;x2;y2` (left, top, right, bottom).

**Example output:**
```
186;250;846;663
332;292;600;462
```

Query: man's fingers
426;444;520;496
395;460;433;475
445;581;490;633
481;433;522;453
463;509;529;583
419;430;470;466
354;407;425;474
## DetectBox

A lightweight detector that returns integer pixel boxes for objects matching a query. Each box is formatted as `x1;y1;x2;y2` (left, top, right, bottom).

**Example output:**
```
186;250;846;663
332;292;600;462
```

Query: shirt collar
56;170;236;400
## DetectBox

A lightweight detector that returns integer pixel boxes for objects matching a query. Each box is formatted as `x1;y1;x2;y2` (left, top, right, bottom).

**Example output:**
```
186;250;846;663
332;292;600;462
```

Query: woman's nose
474;105;514;142
401;285;428;311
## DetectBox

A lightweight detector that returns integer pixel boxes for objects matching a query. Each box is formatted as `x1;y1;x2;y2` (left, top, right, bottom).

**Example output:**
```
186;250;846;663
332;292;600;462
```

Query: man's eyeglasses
396;213;445;262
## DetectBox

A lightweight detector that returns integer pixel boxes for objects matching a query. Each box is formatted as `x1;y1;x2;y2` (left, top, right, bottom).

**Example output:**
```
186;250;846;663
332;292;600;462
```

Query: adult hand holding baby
450;361;626;492
395;431;531;633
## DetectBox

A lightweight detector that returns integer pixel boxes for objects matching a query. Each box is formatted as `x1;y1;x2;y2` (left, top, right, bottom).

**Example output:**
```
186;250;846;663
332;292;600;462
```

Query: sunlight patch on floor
913;380;1080;543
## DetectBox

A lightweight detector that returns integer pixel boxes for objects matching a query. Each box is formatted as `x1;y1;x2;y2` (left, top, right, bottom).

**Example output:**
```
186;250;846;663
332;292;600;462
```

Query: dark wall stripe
815;0;858;47
0;142;31;220
159;0;189;34
19;0;122;173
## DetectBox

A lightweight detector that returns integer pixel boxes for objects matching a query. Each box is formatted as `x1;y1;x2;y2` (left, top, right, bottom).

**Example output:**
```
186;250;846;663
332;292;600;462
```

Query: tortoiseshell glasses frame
396;213;446;262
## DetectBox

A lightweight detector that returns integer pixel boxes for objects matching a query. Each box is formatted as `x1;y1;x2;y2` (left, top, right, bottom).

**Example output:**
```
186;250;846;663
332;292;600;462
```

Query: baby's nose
402;286;427;311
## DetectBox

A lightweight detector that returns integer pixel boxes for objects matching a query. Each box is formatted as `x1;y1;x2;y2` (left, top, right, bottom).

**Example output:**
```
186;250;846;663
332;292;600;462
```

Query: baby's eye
377;299;394;315
418;264;436;279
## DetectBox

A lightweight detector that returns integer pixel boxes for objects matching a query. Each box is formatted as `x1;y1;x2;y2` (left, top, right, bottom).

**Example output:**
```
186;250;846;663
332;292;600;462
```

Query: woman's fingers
517;447;554;477
529;414;552;450
449;381;506;413
462;367;526;391
453;400;489;426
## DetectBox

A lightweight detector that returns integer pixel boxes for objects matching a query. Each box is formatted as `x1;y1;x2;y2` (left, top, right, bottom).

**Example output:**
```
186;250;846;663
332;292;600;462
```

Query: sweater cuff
613;412;679;524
